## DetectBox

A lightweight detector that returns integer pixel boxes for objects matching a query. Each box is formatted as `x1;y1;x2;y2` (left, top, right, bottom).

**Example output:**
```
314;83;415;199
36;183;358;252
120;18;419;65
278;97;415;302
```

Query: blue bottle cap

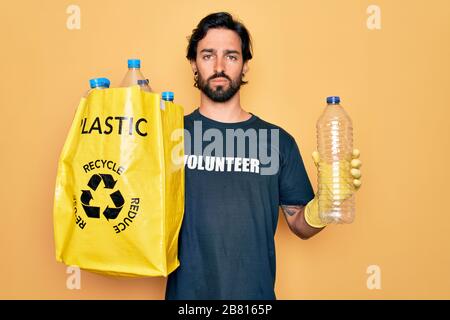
326;96;340;104
162;91;174;101
89;77;110;89
128;59;141;68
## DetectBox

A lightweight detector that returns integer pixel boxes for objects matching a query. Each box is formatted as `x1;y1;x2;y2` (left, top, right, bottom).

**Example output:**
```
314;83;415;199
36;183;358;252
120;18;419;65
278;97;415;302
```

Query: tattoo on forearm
281;205;302;217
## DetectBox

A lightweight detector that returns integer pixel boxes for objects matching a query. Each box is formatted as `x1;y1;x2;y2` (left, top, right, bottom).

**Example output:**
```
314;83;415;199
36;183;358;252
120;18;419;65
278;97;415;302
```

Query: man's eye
228;55;238;61
203;55;212;60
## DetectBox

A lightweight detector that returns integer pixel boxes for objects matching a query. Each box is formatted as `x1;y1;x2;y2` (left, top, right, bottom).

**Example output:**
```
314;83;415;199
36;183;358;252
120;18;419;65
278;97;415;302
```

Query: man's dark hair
186;12;253;62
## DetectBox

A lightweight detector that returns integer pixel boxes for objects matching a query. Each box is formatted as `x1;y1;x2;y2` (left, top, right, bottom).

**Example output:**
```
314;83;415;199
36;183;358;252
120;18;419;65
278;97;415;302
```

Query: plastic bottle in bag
160;91;174;110
316;96;355;224
120;59;152;92
83;77;110;97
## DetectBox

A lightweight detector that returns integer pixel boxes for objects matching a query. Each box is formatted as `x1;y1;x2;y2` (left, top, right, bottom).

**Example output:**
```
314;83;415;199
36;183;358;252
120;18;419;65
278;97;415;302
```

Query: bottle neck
326;103;343;110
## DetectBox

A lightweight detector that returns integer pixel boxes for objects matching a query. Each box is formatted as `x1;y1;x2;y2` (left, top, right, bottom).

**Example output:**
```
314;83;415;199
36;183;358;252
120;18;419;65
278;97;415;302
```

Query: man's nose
214;56;225;74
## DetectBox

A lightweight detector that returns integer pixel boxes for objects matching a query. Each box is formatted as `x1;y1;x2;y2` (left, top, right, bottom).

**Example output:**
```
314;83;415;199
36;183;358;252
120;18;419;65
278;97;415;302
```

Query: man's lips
210;77;229;84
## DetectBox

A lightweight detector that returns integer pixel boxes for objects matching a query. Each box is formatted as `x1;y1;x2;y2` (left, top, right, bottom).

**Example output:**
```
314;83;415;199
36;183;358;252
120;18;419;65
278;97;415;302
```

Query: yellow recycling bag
53;85;184;277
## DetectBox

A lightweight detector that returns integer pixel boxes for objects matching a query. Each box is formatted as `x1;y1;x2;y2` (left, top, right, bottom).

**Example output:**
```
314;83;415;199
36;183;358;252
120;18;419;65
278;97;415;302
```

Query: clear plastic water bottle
120;59;152;92
83;77;110;97
160;91;174;110
316;96;355;224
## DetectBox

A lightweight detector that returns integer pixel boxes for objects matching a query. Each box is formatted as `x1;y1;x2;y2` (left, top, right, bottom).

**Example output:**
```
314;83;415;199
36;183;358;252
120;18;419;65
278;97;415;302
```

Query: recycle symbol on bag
80;174;125;220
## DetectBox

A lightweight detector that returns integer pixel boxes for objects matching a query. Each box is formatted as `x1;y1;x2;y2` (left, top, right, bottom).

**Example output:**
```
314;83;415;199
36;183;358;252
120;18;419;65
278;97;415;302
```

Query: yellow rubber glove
304;149;362;228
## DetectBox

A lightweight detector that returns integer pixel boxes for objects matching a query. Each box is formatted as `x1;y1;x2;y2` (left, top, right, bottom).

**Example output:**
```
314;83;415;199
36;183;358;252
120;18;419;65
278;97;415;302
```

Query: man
165;12;362;300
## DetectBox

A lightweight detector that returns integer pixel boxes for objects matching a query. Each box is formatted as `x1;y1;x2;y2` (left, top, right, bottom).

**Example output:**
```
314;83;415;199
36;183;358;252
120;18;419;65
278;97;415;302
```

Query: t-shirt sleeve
278;134;315;206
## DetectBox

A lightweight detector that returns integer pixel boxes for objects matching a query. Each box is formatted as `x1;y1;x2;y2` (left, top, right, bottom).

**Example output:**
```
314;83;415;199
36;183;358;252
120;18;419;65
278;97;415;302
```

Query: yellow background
1;0;449;299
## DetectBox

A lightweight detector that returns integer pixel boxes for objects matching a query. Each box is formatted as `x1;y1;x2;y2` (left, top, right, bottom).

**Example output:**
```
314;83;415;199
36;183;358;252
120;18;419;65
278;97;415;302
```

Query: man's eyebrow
224;50;240;55
199;49;241;55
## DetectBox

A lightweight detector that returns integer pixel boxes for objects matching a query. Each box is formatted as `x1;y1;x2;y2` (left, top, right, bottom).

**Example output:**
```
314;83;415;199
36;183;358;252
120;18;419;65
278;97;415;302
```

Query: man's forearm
282;204;325;240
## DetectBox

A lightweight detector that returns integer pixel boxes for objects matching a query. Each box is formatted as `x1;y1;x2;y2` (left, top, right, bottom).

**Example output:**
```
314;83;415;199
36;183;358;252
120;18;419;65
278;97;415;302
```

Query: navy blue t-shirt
165;109;314;300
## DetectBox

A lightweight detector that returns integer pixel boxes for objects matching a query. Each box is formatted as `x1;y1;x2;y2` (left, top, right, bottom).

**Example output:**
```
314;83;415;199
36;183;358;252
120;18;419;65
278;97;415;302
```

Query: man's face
193;28;248;102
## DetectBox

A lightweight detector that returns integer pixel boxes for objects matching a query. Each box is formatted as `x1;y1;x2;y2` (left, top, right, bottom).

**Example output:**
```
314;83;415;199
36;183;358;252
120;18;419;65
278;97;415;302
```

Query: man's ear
243;61;249;75
190;60;198;74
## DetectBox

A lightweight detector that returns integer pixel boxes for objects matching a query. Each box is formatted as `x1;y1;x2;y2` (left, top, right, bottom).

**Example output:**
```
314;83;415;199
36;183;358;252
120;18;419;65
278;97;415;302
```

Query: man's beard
196;71;243;103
